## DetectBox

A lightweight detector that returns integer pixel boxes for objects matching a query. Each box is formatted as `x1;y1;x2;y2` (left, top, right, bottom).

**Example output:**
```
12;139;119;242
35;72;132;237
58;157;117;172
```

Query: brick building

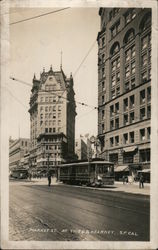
29;65;76;172
97;8;151;174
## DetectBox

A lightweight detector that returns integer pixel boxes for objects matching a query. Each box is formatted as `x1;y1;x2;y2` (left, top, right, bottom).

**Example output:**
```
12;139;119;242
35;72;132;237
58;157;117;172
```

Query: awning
138;169;150;173
123;146;137;152
115;165;129;172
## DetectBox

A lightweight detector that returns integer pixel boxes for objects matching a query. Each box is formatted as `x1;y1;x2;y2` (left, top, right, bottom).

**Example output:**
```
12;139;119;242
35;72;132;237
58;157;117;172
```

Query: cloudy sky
9;7;100;139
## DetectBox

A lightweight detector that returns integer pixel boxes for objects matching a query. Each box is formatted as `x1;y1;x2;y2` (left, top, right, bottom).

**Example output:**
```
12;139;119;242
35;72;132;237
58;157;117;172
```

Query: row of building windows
40;113;61;120
45;127;62;133
40;105;62;112
40;96;62;103
109;127;151;147
108;86;151;117
109;148;150;164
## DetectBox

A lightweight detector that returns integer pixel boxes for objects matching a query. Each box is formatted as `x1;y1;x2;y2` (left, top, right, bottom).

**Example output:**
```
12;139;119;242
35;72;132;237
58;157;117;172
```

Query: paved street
9;179;150;241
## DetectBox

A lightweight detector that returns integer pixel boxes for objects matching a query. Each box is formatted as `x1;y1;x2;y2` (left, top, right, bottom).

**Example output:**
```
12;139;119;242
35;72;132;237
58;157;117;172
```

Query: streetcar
10;169;29;179
59;159;114;186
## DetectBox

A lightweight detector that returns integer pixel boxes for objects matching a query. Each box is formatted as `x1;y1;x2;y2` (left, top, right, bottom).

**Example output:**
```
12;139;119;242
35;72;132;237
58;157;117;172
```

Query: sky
9;7;100;140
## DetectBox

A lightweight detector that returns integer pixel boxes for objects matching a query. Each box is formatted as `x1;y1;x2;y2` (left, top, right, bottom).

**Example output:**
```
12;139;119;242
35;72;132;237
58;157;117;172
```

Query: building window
140;128;145;141
53;106;56;111
49;128;52;133
140;89;145;105
115;102;119;114
124;9;136;25
111;21;120;38
110;105;114;117
116;71;120;82
139;149;150;162
124;29;135;45
102;123;105;133
102;81;105;91
45;128;48;133
123;152;134;163
109;8;120;21
46;97;48;102
110;137;114;147
147;86;151;102
53;113;56;119
125;81;130;92
115;118;119;129
140;107;146;120
102;110;105;119
147;127;151;140
147;105;151;118
131;78;136;88
111;89;115;99
110;120;114;130
115;136;119;146
129;131;134;143
131;61;136;74
40;97;43;102
102;95;105;104
125;45;135;62
124;98;128;111
102;54;105;63
102;37;105;47
109;153;118;164
124;114;128;125
123;133;128;144
125;65;130;78
53;128;56;133
102;67;105;78
142;53;148;67
130;112;135;123
130;95;135;109
112;75;116;87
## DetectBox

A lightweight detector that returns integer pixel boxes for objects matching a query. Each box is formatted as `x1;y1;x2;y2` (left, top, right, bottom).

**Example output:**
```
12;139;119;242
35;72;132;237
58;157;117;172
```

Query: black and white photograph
0;0;158;249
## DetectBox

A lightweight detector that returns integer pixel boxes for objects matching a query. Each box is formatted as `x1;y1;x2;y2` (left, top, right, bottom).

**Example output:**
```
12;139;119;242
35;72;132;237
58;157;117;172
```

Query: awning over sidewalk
123;146;137;152
115;165;129;172
138;169;150;173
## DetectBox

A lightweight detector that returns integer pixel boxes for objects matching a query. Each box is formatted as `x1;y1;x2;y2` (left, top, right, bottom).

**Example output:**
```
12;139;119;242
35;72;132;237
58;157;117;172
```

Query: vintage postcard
0;0;158;249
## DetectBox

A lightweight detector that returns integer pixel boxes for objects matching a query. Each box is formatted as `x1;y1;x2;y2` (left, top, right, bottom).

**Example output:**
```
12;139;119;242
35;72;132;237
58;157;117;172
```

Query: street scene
9;178;150;241
8;6;151;242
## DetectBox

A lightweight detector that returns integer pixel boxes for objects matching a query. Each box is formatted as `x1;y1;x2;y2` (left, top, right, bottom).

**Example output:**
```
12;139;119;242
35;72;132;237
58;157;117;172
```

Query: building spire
33;73;36;80
60;50;63;69
50;64;53;71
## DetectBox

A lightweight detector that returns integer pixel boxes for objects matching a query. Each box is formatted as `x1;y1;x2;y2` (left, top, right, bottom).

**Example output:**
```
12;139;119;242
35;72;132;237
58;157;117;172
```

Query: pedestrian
139;174;144;188
122;175;126;184
48;172;51;187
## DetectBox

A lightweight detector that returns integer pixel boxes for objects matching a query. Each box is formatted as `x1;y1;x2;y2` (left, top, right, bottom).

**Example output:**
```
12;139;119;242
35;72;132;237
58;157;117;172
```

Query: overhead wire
10;7;70;25
9;76;146;120
10;76;98;110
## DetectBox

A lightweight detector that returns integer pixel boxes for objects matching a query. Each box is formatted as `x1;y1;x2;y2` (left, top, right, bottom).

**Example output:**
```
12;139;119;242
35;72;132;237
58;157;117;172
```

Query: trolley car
59;159;114;186
10;169;28;179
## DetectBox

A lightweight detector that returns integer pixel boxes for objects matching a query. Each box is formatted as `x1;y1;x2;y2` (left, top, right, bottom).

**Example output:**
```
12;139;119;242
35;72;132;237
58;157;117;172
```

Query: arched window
140;13;151;32
110;42;120;56
123;29;135;45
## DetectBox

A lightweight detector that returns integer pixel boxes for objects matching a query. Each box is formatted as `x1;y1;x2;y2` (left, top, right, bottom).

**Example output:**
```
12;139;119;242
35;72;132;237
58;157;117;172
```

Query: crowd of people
122;174;145;188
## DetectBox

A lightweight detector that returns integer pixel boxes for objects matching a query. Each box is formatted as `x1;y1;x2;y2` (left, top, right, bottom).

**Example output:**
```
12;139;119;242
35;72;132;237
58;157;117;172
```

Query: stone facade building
75;138;87;160
97;8;151;173
29;66;76;172
9;138;30;169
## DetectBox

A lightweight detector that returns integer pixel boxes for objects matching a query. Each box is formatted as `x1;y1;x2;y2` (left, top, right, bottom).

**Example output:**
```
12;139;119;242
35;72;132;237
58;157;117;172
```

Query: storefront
114;165;129;181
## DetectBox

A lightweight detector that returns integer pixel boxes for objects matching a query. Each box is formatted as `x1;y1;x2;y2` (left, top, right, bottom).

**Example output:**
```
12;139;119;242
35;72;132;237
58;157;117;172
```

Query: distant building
9;138;30;170
75;138;87;160
29;65;76;172
97;8;151;174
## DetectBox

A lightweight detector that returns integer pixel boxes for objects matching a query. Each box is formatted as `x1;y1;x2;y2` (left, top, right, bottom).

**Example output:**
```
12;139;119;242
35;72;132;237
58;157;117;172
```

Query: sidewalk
26;178;150;196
